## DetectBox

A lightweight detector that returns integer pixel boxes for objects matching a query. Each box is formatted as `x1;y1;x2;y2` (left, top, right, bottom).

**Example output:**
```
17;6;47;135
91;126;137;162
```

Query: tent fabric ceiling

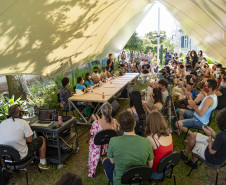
158;0;226;66
0;0;225;77
0;0;152;77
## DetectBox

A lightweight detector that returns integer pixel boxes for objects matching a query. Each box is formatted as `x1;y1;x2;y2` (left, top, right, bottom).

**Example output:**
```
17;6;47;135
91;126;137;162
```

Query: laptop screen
39;109;55;121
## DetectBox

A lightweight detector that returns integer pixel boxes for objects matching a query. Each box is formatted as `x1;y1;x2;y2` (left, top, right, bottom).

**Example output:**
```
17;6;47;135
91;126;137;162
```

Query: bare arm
194;93;205;104
215;90;222;96
147;160;153;168
192;97;213;116
26;136;32;143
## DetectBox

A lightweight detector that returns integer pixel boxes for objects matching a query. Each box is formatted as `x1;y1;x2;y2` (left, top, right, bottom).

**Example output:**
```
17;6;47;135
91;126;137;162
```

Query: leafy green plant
0;95;28;123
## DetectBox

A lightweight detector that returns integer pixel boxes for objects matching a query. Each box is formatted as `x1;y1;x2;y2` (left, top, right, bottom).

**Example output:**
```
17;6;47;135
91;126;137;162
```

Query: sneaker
180;150;188;162
184;159;198;169
38;163;50;170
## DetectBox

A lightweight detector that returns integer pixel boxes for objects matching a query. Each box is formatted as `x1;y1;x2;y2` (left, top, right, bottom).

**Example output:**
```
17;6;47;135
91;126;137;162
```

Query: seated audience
215;77;226;110
100;67;107;80
88;103;119;177
180;108;226;168
102;110;154;185
140;59;152;84
60;77;73;111
92;66;100;83
144;88;163;112
175;79;218;135
153;59;159;73
75;77;88;92
146;81;158;106
177;64;186;80
55;172;83;185
118;61;124;69
0;105;49;169
85;72;94;87
158;79;169;104
106;66;113;78
146;111;173;179
123;62;130;73
127;91;146;122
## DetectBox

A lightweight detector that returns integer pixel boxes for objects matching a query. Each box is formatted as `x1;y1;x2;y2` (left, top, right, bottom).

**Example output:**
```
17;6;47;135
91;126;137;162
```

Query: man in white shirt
0;105;49;169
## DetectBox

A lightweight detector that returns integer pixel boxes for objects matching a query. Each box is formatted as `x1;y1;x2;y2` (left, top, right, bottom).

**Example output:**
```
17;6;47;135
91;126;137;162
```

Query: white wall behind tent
0;0;153;77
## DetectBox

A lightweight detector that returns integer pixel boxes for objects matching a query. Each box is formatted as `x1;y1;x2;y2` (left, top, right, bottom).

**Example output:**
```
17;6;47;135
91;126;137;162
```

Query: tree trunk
6;75;31;100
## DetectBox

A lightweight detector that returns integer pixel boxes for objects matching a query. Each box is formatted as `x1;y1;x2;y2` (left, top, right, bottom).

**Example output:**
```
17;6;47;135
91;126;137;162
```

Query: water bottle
90;85;93;93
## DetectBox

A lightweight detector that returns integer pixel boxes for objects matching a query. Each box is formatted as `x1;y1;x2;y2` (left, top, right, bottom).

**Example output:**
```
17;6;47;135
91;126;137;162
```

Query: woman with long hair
145;111;173;180
144;88;163;112
88;102;119;177
190;50;198;70
127;91;146;121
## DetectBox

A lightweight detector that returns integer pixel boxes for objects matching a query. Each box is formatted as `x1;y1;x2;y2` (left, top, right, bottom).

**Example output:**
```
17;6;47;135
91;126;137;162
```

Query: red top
152;136;173;172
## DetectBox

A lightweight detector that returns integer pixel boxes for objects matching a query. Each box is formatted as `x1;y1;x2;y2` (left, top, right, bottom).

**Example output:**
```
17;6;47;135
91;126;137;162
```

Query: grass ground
10;80;226;185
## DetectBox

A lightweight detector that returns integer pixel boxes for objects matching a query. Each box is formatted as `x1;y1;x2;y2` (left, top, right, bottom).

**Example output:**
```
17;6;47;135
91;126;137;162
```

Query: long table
68;73;139;125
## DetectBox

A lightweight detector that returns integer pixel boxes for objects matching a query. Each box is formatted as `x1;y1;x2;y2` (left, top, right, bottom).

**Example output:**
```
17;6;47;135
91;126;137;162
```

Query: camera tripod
162;84;179;132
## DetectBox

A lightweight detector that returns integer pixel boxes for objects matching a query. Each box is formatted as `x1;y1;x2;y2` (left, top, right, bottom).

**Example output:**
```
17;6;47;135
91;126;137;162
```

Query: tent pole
157;7;160;66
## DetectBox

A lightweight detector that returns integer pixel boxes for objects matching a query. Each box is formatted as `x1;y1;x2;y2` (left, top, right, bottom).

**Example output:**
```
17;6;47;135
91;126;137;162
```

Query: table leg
56;133;62;166
73;120;79;151
70;101;88;123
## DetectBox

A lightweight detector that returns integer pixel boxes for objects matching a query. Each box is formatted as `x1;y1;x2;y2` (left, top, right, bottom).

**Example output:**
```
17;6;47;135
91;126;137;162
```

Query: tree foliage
124;32;144;52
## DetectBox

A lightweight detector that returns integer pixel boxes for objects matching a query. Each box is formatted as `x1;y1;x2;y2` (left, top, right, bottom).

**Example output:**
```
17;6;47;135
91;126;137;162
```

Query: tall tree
124;32;144;59
6;75;31;100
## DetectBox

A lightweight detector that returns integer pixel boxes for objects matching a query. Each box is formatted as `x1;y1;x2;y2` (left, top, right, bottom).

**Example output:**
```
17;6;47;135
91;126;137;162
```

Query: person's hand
187;104;193;109
92;114;97;121
188;100;195;107
142;100;146;105
206;126;216;137
202;126;211;136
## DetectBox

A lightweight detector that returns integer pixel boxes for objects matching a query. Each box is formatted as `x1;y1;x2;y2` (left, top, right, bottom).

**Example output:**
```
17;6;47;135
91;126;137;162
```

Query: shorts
103;158;114;184
192;133;209;159
181;110;204;128
21;137;43;162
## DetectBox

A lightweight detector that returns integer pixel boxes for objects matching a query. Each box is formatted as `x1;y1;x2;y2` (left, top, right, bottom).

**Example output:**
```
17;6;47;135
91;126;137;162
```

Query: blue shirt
75;84;86;90
194;94;218;125
85;80;94;87
164;54;171;64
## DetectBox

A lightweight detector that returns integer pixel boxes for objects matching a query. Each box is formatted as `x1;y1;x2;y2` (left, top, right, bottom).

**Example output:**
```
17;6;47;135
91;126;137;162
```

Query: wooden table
68;73;139;125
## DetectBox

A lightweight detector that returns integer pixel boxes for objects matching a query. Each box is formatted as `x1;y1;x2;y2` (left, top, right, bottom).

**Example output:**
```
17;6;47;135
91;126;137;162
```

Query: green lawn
10;80;226;185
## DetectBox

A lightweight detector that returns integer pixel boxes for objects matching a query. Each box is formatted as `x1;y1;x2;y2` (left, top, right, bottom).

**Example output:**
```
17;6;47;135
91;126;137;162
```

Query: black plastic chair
183;109;215;142
121;166;152;185
0;145;40;185
150;152;180;185
94;129;117;156
188;154;226;185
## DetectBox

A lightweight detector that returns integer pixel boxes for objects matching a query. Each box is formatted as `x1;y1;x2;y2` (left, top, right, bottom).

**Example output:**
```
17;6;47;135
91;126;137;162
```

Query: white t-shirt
162;90;169;104
0;118;33;159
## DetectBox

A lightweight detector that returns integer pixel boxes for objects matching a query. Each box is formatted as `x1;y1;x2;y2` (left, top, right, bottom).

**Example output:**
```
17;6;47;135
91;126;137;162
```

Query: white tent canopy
0;0;225;77
158;0;226;66
0;0;152;77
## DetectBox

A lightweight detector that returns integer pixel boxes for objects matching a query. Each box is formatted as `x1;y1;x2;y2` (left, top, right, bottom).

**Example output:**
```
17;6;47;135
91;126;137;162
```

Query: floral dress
88;120;118;177
60;86;71;111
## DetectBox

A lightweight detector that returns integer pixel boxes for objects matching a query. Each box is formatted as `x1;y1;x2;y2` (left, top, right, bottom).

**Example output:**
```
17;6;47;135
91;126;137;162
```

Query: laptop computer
37;109;55;123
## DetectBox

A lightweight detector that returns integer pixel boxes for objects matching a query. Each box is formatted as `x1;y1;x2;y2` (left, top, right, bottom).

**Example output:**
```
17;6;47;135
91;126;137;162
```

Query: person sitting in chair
0;105;49;169
175;79;218;135
145;111;173;180
102;110;154;185
180;108;226;168
88;103;119;178
92;66;100;83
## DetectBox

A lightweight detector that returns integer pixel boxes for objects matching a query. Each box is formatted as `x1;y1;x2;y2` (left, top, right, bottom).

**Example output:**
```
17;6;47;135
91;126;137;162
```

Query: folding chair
94;129;117;156
150;152;180;185
183;109;215;142
187;154;226;185
121;166;152;185
0;145;41;185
